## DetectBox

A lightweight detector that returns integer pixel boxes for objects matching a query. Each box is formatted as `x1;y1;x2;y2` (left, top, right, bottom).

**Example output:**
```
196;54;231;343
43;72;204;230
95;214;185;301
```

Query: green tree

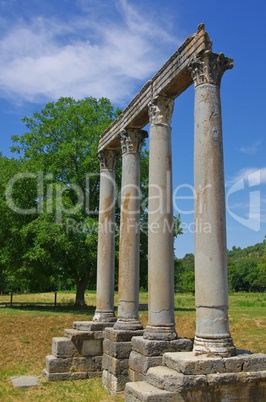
228;256;260;292
174;253;195;293
7;97;120;304
0;154;39;292
256;255;266;291
228;240;266;292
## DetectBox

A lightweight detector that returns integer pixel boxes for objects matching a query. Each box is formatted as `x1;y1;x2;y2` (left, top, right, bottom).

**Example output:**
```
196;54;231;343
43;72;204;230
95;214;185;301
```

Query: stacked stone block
125;351;266;401
128;336;193;382
43;321;113;381
102;327;144;393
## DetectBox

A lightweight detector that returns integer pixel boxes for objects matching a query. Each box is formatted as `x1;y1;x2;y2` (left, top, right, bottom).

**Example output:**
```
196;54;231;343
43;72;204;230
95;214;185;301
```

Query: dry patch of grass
0;308;123;402
0;310;85;374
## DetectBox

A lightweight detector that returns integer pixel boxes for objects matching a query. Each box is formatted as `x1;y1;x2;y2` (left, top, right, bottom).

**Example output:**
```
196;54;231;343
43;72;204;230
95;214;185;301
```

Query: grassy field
0;291;265;401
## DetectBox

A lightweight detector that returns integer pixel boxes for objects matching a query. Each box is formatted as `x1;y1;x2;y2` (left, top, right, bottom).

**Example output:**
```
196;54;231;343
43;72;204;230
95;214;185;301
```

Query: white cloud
238;140;261;155
226;167;266;187
0;0;180;106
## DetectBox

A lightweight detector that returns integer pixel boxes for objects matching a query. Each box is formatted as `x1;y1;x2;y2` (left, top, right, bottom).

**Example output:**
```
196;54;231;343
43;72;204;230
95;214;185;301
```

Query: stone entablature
98;24;211;152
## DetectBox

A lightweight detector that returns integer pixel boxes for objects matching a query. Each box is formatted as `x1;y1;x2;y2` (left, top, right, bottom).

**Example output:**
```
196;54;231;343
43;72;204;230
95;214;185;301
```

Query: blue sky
0;0;265;257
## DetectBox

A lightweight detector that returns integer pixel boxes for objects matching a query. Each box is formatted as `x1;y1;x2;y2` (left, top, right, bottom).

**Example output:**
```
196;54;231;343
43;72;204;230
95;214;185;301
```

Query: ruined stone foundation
125;351;266;401
43;321;113;380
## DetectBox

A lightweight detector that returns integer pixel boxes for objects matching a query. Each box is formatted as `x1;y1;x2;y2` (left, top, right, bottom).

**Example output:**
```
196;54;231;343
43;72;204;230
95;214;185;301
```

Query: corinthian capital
188;51;233;87
120;128;148;154
98;149;118;171
148;96;174;126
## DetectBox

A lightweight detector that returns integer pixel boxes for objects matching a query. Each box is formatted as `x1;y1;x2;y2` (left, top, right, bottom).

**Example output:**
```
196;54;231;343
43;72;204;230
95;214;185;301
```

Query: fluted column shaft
144;96;176;341
93;150;117;323
114;129;146;330
189;51;236;356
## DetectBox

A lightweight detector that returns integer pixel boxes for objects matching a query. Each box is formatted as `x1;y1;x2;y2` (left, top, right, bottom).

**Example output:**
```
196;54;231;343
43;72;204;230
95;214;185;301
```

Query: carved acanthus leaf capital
120;128;148;154
98;149;118;171
148;96;174;126
188;51;233;87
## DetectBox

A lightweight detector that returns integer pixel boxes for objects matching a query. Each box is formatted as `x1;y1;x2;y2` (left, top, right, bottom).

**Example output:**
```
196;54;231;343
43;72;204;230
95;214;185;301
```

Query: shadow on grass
1;304;195;314
1;304;97;315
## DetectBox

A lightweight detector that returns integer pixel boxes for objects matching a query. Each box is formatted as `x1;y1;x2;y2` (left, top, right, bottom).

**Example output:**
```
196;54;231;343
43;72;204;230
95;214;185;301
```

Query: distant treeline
174;239;266;293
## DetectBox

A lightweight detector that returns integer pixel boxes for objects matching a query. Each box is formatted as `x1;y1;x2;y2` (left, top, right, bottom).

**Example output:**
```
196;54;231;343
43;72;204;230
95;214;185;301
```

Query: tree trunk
75;276;88;306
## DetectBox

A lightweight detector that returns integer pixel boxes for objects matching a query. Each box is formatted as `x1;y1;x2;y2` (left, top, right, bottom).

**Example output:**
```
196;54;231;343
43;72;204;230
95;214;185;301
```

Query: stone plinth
128;336;193;382
162;350;266;374
43;321;114;381
125;351;266;401
72;321;114;332
102;327;144;393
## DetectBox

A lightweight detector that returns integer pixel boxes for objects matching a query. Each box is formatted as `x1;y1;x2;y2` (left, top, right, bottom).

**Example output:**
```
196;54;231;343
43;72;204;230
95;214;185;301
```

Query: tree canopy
1;97;121;303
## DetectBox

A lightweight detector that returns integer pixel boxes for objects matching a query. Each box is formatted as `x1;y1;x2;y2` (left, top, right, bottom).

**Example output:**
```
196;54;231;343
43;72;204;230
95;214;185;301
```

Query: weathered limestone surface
102;327;144;393
102;353;129;376
64;328;104;340
125;381;175;402
190;51;235;357
128;336;193;384
128;351;162;383
72;321;114;332
93;150;118;323
144;96;176;342
102;370;129;394
42;371;90;381
11;376;39;388
43;322;108;381
125;351;266;401
162;351;266;375
114;129;146;331
103;338;133;359
105;327;144;342
131;337;193;357
45;354;102;373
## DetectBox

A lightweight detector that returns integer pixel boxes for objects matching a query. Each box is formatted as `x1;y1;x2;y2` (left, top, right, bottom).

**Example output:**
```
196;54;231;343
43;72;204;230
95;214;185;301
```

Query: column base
93;310;117;323
193;335;236;357
113;319;143;331
144;325;177;341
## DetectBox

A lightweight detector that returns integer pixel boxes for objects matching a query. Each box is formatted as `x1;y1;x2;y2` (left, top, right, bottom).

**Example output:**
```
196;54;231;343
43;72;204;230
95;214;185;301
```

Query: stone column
93;150;118;323
189;51;236;356
114;128;146;331
144;95;176;341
